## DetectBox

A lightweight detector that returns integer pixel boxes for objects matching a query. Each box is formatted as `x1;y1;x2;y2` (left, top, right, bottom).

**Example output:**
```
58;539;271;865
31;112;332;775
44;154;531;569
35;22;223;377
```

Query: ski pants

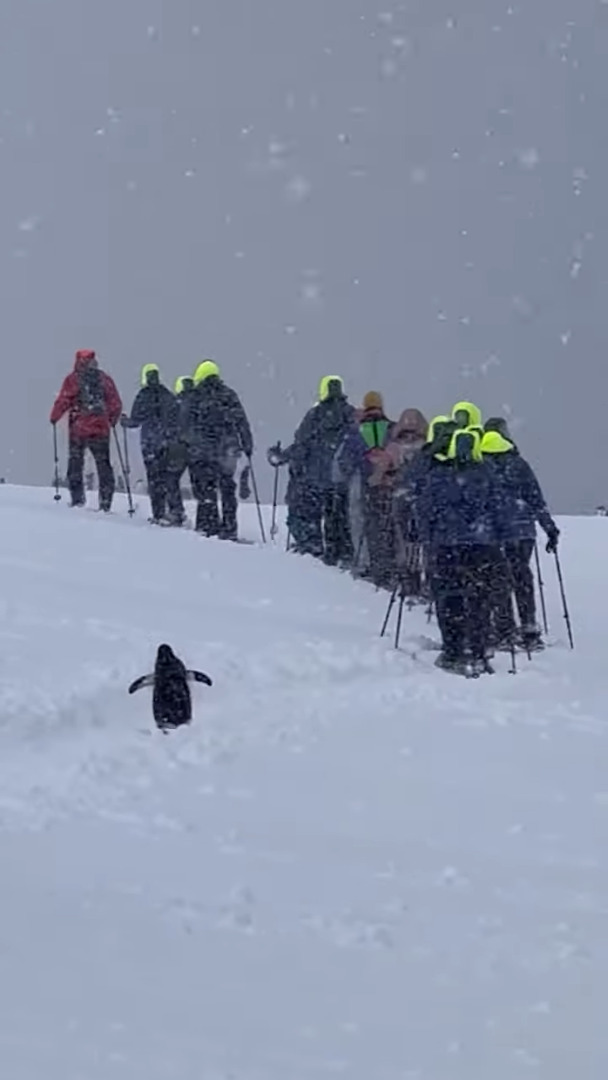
144;449;185;523
286;483;352;564
504;538;536;630
68;434;115;510
393;494;427;598
432;544;495;662
364;485;394;587
286;478;324;557
190;459;238;537
323;488;352;566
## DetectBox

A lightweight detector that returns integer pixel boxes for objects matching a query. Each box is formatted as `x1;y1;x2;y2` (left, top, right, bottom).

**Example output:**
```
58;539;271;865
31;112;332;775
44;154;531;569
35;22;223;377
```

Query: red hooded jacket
50;351;122;440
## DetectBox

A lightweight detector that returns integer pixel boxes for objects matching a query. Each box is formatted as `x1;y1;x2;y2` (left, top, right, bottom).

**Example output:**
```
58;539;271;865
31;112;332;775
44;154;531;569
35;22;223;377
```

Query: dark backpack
78;367;106;416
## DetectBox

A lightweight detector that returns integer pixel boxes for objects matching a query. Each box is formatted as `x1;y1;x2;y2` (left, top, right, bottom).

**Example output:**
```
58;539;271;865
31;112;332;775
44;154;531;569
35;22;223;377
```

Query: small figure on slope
121;364;185;525
333;390;395;583
50;349;122;511
129;644;213;731
184;360;253;539
271;376;355;564
414;425;504;677
481;418;559;652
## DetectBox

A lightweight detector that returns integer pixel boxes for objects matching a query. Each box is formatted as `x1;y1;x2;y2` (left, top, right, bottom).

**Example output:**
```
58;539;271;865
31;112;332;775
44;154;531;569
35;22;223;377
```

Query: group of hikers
50;355;560;677
267;376;560;676
50;350;252;539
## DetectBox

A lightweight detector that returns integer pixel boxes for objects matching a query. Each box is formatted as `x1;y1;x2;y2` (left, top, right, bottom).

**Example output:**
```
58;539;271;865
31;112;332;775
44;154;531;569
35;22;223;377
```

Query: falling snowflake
284;175;312;203
479;355;500;375
517;147;540;169
300;283;322;306
410;166;428;184
381;58;399;78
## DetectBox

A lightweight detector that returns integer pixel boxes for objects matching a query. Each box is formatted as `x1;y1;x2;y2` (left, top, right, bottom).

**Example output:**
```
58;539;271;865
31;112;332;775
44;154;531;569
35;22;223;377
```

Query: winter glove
545;526;560;554
267;442;287;468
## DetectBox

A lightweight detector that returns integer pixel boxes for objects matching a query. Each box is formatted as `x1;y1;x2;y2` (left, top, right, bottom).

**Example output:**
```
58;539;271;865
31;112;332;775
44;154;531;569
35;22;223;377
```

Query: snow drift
0;484;605;1079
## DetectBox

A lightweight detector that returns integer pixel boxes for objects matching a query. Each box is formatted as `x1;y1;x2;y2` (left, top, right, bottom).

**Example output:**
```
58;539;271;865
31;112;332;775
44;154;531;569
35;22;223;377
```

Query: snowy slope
0;484;605;1080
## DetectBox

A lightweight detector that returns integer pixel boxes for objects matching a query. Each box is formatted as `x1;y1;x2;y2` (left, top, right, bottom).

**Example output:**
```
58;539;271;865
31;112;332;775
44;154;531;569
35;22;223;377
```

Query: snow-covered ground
0;484;605;1079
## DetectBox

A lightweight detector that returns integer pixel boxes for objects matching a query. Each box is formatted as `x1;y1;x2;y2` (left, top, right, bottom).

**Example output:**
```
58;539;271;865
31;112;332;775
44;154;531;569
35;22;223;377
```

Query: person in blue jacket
270;376;356;564
185;361;253;539
121;364;183;525
334;390;394;582
415;426;505;676
170;375;196;503
481;419;559;651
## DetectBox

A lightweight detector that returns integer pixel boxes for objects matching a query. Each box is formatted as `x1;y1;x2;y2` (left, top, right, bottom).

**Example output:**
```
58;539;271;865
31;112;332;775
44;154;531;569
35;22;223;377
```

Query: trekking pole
380;581;399;637
270;455;280;542
503;560;523;670
553;550;574;650
507;632;518;675
286;528;291;552
122;425;132;483
534;541;549;636
113;427;135;517
248;456;267;544
394;581;407;650
507;589;519;674
52;424;62;502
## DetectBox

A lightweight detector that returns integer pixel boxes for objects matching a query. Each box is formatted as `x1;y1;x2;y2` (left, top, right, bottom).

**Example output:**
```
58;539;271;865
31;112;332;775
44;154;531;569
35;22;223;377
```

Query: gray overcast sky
2;0;606;509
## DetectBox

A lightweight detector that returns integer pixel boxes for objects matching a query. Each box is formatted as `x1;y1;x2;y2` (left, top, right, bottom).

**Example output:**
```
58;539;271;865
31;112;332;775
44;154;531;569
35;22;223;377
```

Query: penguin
128;644;212;731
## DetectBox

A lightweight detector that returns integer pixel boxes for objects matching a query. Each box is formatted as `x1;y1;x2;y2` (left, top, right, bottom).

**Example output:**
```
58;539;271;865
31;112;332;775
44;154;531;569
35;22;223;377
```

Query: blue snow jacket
415;456;504;548
125;383;179;461
480;434;556;541
290;396;356;491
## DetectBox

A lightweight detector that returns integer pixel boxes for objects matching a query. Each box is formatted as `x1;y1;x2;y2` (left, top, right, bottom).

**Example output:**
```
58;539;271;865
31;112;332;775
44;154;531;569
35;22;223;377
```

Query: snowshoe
434;653;469;676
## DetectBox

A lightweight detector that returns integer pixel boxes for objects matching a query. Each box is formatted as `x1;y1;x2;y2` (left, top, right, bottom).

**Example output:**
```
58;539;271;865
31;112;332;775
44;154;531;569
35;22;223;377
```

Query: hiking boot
520;626;545;652
435;652;468;675
218;521;238;541
470;657;495;677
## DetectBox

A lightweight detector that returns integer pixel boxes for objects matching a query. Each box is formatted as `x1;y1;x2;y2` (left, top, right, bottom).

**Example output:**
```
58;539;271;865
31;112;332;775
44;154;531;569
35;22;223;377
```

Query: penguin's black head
156;644;177;668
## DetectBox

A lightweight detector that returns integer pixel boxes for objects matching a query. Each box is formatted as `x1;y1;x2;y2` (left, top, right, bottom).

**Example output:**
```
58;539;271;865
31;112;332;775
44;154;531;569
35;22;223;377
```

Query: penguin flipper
128;674;155;694
187;670;213;687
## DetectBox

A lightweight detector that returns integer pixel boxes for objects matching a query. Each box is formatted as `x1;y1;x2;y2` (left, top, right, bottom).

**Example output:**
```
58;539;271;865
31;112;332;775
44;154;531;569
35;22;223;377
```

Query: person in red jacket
50;349;122;510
